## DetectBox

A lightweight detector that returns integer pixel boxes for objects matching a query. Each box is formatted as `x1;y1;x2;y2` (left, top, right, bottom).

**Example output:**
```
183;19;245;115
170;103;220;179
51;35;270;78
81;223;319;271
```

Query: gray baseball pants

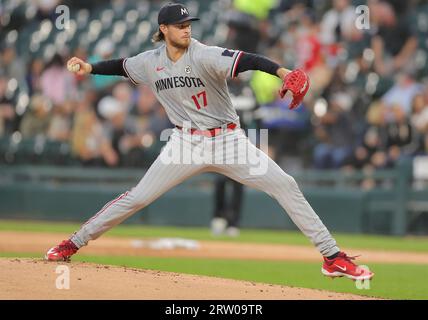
71;127;339;257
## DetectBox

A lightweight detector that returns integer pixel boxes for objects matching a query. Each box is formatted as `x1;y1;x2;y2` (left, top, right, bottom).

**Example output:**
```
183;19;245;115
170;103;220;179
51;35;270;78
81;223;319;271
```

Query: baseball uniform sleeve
197;45;243;80
123;51;152;85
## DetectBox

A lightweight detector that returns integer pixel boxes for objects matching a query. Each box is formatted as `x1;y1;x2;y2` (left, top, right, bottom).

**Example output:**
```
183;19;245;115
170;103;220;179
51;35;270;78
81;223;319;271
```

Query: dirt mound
0;258;376;300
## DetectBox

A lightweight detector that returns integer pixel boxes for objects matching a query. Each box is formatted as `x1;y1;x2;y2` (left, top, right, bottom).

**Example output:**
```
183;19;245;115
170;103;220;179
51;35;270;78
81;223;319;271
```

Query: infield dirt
0;231;409;299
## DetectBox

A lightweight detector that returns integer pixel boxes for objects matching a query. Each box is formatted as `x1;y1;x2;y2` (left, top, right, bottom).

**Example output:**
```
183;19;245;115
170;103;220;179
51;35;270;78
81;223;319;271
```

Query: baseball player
45;3;373;281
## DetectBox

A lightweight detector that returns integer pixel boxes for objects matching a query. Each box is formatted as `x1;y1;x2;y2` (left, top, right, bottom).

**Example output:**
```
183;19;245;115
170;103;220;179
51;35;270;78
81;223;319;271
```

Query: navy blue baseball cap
158;3;199;25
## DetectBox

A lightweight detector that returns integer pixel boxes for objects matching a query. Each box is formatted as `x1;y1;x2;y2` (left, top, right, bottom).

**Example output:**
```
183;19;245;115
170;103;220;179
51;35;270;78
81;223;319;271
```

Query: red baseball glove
279;69;310;110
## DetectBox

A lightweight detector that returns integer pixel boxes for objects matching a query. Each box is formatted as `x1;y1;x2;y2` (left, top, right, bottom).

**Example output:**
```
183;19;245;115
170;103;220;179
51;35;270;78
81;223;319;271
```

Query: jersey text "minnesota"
155;76;205;93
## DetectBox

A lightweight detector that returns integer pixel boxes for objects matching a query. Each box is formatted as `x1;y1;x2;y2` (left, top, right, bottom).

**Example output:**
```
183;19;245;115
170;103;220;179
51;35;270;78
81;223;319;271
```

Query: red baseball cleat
44;239;79;261
322;252;374;281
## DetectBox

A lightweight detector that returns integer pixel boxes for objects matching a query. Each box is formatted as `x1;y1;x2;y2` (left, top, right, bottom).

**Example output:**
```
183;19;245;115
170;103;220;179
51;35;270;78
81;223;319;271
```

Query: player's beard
170;37;190;50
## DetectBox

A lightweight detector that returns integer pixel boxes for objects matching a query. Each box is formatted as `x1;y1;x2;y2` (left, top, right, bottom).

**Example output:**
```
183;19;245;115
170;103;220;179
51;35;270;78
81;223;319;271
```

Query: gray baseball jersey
123;38;242;130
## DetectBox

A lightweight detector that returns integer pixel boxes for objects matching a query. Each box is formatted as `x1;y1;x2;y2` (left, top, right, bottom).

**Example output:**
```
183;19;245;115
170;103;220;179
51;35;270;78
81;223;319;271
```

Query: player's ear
159;24;168;35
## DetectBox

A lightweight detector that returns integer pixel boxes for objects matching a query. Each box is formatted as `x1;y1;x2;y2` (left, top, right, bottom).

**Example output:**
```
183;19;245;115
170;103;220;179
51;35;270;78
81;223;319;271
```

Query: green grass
1;219;428;252
1;252;427;300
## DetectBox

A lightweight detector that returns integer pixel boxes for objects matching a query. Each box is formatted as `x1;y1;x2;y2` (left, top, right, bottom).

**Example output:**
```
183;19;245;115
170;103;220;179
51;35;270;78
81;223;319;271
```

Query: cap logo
181;8;188;15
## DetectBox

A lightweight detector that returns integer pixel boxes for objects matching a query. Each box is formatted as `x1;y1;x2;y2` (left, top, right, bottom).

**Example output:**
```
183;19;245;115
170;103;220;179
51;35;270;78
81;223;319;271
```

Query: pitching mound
0;258;375;300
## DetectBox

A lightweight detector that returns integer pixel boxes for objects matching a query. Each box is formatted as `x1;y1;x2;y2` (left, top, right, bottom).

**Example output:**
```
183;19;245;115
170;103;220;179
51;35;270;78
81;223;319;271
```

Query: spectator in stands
36;0;60;21
225;0;276;52
313;93;355;169
112;82;134;112
0;76;16;137
349;123;392;190
371;1;418;77
0;46;26;87
274;0;312;38
320;0;359;45
385;106;412;149
357;99;414;170
146;106;171;138
19;94;52;138
411;91;428;135
256;93;311;163
40;53;78;106
295;11;322;71
98;95;141;166
384;105;414;163
345;132;394;190
345;126;382;171
409;93;428;155
47;99;74;142
294;10;333;97
26;58;44;97
380;72;422;116
133;85;162;134
346;145;371;170
134;86;157;116
71;95;118;167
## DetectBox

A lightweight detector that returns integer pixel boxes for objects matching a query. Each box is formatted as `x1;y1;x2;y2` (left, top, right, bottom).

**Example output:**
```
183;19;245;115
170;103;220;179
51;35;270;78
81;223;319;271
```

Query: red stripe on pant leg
94;199;116;217
80;191;129;229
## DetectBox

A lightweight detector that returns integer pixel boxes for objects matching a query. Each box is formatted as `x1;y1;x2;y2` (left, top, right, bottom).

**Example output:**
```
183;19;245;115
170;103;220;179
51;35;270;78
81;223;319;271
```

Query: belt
175;122;237;137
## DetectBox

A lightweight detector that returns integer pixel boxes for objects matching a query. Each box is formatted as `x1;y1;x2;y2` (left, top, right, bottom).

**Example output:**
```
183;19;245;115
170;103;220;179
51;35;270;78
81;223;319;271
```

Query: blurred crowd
226;0;428;173
1;0;428;170
0;46;170;167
